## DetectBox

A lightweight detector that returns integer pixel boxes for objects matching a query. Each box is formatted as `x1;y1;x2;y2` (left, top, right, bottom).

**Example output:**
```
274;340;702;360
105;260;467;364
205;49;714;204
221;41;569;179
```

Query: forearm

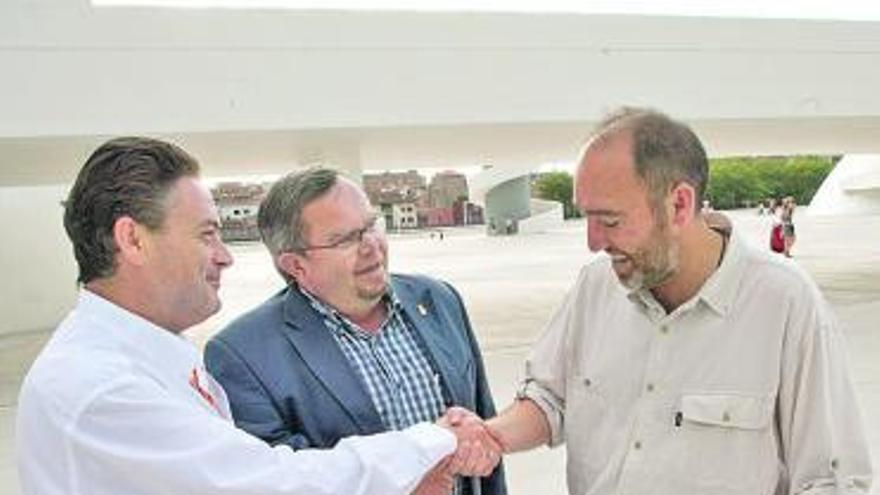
487;398;551;453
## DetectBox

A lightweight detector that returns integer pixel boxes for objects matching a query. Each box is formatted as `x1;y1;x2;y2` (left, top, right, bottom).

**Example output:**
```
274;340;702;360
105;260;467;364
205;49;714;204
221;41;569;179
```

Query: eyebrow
199;219;222;230
323;214;378;239
580;208;622;217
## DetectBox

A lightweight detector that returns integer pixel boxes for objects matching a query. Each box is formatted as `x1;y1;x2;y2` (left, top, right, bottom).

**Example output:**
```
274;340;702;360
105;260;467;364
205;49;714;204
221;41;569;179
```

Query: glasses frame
300;216;383;252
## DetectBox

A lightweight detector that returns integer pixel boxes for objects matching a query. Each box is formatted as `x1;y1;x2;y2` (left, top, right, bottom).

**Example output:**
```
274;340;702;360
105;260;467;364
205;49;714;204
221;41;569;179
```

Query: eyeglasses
301;217;384;252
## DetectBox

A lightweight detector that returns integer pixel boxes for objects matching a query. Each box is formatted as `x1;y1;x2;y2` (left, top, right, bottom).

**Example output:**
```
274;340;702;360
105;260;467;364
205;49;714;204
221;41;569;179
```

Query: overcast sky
92;0;880;21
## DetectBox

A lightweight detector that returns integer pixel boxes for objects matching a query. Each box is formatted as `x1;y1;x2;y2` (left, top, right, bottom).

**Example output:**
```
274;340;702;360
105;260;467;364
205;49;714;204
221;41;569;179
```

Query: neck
343;300;387;334
86;277;183;334
651;217;725;313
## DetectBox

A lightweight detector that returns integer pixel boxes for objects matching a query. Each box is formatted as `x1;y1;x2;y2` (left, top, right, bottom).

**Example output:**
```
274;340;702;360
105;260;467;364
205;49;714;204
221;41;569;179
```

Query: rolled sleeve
517;379;566;447
515;269;588;448
779;282;873;495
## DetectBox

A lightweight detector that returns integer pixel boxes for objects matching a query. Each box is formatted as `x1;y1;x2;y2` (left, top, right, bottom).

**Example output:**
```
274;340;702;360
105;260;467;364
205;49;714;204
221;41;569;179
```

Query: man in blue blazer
205;168;506;495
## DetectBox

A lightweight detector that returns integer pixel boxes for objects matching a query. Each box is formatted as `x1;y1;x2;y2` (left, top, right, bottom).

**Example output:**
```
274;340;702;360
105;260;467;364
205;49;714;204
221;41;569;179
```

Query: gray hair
591;107;709;214
258;167;340;264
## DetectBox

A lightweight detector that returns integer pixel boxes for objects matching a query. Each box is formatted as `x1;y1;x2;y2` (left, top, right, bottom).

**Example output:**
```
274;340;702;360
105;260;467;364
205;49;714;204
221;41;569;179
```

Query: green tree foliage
532;171;579;219
706;155;837;210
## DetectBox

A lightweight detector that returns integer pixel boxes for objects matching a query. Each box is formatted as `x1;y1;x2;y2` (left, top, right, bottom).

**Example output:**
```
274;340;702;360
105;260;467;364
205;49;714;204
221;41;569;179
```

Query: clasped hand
413;407;504;495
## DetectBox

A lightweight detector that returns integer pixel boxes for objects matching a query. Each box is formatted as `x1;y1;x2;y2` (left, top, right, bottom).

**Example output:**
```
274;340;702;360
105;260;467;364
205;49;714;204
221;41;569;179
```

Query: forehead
575;135;649;212
162;177;217;225
302;179;372;232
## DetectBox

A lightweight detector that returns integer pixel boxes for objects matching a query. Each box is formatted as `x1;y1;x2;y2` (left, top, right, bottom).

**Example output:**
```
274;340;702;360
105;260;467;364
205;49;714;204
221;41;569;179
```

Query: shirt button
660;325;669;335
722;412;731;422
831;458;839;470
646;383;655;392
634;441;642;450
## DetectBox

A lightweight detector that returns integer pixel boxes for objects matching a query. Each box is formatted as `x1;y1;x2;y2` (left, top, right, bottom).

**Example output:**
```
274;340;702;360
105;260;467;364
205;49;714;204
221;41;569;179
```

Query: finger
443;406;471;426
450;439;480;475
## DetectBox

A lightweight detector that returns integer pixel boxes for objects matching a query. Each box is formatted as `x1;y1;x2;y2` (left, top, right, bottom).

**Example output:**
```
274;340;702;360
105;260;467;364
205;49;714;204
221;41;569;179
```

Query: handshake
414;407;506;495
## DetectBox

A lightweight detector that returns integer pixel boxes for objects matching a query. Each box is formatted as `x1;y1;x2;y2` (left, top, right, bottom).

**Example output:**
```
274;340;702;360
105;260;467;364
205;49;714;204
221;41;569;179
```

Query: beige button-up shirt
521;229;872;495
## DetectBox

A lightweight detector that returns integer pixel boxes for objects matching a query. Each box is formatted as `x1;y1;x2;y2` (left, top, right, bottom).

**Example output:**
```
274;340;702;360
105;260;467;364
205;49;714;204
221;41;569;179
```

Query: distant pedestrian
782;196;797;257
769;199;785;254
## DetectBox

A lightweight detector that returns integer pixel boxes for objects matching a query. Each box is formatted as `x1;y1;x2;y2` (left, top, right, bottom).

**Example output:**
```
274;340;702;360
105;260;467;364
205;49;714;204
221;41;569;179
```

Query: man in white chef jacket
16;136;499;495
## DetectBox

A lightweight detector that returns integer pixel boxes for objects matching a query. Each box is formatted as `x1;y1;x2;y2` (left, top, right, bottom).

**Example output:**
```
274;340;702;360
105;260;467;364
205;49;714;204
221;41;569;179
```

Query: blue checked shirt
300;287;463;493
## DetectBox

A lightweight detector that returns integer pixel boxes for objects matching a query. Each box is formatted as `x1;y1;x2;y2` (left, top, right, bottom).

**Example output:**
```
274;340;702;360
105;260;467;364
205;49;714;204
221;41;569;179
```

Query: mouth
206;277;221;290
608;252;630;265
354;262;383;277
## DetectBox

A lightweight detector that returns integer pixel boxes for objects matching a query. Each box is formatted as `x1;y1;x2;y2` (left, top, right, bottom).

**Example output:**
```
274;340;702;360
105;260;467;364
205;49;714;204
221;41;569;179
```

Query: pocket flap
680;394;773;430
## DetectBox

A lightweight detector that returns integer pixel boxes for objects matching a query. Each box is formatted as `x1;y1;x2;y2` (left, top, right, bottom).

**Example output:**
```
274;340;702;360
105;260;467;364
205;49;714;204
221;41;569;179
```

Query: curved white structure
519;198;565;234
809;155;880;216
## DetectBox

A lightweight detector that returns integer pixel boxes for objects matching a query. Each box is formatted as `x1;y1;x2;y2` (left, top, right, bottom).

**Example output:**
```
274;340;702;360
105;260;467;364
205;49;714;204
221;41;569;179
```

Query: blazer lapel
280;290;384;433
393;278;470;407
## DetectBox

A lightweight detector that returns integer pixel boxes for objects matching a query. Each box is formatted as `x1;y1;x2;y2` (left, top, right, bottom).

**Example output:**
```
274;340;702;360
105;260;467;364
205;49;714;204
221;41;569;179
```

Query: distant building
392;202;418;230
422;207;455;227
371;190;420;230
211;182;266;241
364;169;482;229
429;171;468;209
363;170;426;204
454;198;484;226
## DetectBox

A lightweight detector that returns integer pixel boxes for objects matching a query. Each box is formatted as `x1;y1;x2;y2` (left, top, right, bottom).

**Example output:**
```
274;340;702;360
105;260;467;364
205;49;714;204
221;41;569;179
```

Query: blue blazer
205;274;506;495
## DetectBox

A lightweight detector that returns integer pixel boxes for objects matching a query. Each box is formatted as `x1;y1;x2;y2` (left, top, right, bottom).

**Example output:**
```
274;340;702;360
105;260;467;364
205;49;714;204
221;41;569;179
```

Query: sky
92;0;880;21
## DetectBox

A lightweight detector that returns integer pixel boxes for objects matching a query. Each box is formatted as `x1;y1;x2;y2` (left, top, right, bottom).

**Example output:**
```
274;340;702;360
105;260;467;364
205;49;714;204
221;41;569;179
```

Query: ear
668;182;696;229
278;251;307;283
112;216;150;267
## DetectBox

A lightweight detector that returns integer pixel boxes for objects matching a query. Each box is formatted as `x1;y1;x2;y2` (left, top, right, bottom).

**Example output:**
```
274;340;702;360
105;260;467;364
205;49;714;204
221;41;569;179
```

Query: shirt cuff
402;422;457;461
517;379;565;447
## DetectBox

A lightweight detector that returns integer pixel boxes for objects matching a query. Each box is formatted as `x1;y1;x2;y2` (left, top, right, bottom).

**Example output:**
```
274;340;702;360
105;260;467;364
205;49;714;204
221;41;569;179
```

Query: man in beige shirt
487;108;872;494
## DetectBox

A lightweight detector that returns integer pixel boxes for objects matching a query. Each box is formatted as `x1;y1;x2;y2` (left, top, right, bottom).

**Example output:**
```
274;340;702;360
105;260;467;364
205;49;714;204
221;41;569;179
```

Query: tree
706;155;835;209
533;171;579;219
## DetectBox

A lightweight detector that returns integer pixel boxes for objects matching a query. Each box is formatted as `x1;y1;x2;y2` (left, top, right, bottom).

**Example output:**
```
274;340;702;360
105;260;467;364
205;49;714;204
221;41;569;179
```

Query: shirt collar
78;289;201;379
296;285;401;336
696;227;747;316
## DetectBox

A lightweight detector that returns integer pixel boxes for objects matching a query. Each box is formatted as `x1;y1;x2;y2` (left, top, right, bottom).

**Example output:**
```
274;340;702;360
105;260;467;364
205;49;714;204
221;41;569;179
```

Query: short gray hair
258;167;339;262
591;107;709;214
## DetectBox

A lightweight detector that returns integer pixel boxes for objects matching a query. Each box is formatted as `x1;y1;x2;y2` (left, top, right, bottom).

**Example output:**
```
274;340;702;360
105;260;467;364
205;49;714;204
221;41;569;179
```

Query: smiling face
142;177;234;331
284;178;389;316
575;133;679;291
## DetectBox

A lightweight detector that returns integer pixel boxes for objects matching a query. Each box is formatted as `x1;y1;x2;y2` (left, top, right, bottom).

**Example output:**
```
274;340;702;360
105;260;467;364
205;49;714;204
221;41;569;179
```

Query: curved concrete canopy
3;2;880;185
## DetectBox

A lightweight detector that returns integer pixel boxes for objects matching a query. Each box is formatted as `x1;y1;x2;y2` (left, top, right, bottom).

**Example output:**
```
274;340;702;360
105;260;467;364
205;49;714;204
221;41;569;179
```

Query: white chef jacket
16;290;455;495
520;228;872;495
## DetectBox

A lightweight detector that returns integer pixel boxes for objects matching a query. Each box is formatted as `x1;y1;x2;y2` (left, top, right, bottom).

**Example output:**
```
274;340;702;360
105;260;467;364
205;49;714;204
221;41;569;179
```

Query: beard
617;223;679;291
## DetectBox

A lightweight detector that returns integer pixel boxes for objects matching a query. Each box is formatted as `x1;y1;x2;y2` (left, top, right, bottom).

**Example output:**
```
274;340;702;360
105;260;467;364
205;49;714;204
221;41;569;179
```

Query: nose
215;240;235;268
586;218;607;253
357;226;385;251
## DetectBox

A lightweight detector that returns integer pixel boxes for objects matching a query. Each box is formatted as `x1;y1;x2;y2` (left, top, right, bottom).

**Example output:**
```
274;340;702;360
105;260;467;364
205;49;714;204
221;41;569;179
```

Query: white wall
0;185;77;335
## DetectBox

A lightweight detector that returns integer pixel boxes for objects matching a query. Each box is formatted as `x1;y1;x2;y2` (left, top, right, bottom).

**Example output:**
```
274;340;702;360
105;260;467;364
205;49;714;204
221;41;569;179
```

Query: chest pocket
680;393;773;430
674;393;779;493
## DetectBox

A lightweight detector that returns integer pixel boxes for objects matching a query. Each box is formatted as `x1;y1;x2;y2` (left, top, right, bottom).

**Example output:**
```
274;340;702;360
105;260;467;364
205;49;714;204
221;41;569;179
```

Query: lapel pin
417;303;428;316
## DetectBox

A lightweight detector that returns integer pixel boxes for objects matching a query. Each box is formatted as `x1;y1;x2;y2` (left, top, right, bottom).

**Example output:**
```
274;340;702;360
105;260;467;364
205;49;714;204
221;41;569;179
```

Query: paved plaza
2;209;879;494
